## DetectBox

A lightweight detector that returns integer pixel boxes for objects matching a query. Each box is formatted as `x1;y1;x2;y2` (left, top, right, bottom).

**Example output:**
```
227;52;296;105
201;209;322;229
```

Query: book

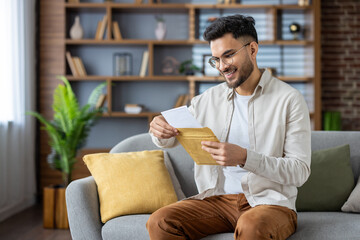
77;57;87;76
174;95;185;108
65;51;79;76
96;15;108;40
96;94;107;109
73;57;87;76
139;50;149;77
182;94;189;106
94;20;101;39
112;21;122;40
173;94;190;108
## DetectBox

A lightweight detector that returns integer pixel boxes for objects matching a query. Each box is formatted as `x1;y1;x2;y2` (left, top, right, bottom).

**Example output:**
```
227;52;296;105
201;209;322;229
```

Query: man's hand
201;141;247;166
149;115;178;139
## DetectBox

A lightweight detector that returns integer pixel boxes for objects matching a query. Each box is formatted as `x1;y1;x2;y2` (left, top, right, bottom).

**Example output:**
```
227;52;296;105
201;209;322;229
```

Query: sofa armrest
66;176;102;240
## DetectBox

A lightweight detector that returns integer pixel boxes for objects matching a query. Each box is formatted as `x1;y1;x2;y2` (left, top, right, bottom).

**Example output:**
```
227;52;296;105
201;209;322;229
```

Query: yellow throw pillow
83;150;178;223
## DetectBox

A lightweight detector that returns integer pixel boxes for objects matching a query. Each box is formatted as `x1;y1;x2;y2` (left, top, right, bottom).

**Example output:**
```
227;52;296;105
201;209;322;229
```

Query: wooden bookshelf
38;0;321;190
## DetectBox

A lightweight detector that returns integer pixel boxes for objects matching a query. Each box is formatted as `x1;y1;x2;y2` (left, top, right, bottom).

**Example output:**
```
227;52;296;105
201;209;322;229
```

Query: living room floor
0;205;71;240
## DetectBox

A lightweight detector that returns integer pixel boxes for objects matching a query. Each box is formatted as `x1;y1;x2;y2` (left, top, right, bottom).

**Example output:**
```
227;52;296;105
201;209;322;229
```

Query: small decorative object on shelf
162;56;180;75
298;0;310;6
179;59;201;76
124;104;143;114
69;15;84;40
202;54;220;76
289;22;301;40
155;15;166;40
114;53;132;76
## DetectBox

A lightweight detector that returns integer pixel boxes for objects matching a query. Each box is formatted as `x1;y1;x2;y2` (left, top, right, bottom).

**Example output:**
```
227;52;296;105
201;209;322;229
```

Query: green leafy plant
179;60;200;76
27;76;106;187
155;14;165;22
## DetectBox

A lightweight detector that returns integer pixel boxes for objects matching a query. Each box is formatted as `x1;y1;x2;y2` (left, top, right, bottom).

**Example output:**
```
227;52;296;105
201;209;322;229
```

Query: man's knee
146;205;182;237
234;206;296;240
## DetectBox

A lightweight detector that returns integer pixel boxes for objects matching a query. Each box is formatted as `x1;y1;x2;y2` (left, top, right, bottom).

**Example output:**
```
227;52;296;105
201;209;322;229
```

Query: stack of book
96;94;107;109
95;14;123;40
66;51;87;77
173;94;189;108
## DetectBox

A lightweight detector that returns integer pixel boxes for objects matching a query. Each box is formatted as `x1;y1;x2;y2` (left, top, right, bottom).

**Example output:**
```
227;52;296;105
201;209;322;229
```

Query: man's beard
222;55;254;89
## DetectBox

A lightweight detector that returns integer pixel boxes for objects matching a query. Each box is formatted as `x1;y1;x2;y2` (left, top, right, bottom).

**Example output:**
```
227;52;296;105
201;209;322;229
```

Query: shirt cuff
242;149;262;173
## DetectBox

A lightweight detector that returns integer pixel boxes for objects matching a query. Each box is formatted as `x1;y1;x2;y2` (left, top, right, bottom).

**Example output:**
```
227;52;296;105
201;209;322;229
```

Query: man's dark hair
203;15;258;44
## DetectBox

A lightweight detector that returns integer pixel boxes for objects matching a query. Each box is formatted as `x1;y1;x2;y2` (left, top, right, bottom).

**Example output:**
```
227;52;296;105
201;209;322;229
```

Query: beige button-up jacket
152;69;311;211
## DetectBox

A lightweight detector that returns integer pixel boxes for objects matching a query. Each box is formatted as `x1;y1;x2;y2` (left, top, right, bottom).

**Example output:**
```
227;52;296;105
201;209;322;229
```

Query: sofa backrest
110;131;360;198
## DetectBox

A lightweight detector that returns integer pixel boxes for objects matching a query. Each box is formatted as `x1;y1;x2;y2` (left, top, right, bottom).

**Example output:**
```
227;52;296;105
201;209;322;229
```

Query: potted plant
28;76;106;228
179;59;201;76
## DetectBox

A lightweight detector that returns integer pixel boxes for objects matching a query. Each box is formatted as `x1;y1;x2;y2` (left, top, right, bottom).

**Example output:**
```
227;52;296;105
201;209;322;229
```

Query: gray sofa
66;131;360;240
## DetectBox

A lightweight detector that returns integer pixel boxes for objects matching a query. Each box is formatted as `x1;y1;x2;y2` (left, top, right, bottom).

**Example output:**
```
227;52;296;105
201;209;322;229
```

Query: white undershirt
222;92;251;194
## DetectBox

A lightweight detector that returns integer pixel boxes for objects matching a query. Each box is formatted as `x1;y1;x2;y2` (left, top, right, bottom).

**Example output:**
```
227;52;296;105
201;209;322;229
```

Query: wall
321;0;360;130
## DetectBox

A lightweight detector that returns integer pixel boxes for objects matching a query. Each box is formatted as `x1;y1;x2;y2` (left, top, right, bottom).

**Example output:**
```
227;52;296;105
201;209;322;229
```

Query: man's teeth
225;70;236;76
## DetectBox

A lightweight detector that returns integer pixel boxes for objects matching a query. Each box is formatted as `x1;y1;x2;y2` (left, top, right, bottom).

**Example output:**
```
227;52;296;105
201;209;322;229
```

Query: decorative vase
155;21;166;40
70;16;84;40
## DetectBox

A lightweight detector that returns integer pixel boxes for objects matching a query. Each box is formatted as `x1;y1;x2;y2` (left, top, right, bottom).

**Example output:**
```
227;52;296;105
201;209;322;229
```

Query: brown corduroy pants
146;194;297;240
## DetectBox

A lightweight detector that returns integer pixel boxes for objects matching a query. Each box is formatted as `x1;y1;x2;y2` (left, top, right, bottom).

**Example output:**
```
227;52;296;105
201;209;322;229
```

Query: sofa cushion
101;212;360;240
288;212;360;240
102;215;150;240
83;150;178;223
342;176;360;212
296;144;354;211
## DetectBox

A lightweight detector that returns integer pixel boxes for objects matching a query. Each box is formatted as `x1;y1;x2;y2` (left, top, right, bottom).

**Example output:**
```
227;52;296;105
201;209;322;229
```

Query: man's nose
218;59;228;72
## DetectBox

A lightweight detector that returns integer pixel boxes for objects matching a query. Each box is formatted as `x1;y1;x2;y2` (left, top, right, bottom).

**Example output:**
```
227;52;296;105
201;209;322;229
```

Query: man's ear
249;42;258;59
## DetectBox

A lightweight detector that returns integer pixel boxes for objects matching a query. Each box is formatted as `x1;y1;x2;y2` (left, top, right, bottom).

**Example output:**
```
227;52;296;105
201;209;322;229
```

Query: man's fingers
152;116;178;133
151;128;176;139
202;145;221;155
201;141;221;148
149;115;179;139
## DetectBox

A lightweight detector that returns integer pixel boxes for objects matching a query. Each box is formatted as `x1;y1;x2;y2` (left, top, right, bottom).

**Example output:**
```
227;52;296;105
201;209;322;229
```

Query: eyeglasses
208;43;251;69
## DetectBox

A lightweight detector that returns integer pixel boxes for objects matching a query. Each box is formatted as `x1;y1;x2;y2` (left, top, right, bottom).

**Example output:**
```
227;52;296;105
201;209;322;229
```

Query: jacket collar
226;68;271;100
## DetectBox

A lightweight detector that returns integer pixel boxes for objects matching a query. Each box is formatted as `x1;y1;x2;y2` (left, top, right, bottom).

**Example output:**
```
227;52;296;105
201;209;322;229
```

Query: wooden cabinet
64;0;321;128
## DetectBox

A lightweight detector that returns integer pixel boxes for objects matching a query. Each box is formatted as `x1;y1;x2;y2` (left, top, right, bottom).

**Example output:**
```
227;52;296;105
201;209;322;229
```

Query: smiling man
147;15;311;240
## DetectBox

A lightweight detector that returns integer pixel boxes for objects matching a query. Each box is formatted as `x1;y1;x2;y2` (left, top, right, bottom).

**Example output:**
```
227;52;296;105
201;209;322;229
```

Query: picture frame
202;54;220;76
